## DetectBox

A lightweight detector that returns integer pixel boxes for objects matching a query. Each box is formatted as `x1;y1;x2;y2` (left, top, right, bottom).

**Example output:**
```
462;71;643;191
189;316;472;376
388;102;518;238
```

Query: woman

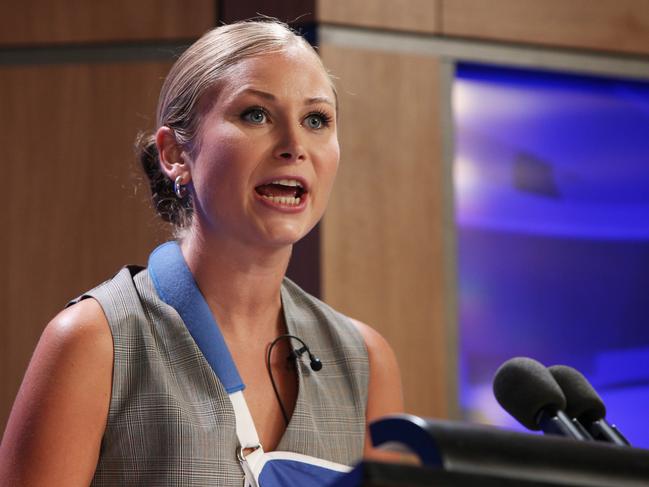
0;20;403;486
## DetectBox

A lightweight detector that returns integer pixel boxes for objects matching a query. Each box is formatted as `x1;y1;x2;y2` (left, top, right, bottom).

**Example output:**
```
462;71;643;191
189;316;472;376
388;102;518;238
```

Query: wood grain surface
0;61;173;435
441;0;649;55
318;0;440;34
0;0;215;45
320;44;454;418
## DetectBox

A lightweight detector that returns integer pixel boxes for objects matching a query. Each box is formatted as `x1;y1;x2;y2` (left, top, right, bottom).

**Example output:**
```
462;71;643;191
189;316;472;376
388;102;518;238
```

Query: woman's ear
155;126;191;183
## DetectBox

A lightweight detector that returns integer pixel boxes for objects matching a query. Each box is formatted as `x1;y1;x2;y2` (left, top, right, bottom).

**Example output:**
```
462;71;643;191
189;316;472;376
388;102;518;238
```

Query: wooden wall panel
441;0;649;56
318;0;440;34
0;0;215;45
0;62;172;435
320;45;453;418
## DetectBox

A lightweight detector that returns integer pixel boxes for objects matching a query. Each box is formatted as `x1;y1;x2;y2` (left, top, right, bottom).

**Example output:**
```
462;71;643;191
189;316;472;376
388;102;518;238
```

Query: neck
179;225;292;338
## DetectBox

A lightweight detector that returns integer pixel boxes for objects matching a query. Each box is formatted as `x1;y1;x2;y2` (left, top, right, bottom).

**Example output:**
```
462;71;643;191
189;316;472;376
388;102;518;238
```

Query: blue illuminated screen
454;62;649;447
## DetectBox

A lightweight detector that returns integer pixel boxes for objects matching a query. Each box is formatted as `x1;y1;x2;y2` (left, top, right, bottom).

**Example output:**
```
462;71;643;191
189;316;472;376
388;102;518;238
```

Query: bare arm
351;319;405;461
0;299;113;487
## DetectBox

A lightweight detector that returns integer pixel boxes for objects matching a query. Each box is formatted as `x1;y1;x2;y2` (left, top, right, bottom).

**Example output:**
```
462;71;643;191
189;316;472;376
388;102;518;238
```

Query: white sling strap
230;390;264;487
230;390;262;450
229;390;350;487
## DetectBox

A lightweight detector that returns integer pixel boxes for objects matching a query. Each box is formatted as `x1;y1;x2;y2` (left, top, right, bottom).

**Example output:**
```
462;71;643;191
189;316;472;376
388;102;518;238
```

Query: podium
331;415;649;486
334;461;572;486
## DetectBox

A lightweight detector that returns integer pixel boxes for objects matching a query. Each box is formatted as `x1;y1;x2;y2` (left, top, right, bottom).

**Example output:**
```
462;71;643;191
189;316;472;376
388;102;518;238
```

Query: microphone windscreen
548;365;606;423
493;357;566;430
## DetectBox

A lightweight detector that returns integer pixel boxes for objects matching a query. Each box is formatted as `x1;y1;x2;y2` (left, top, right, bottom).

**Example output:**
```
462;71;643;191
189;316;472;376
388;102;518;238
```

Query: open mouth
255;179;307;207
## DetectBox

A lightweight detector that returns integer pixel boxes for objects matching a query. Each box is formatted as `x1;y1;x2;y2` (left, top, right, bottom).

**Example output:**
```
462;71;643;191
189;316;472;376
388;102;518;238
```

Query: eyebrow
238;88;335;108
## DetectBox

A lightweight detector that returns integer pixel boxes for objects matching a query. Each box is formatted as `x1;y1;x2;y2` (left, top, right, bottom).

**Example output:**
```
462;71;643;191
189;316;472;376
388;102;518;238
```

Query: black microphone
266;334;322;426
289;344;323;371
493;357;590;440
280;335;322;372
548;365;630;446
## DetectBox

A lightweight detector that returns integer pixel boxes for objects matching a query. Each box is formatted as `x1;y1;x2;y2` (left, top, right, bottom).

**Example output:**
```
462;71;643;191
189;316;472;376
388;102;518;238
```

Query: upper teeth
272;179;303;188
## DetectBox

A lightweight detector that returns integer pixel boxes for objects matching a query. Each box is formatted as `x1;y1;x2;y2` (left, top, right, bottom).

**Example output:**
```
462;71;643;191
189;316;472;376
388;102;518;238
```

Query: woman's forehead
193;46;336;120
221;47;333;99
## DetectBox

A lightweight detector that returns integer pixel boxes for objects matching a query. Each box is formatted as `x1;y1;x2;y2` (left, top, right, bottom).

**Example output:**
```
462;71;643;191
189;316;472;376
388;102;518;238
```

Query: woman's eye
305;113;329;130
242;108;267;124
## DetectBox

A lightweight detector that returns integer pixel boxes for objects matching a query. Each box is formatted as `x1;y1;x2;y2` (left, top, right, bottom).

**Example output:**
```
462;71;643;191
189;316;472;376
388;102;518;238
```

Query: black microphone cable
266;334;322;426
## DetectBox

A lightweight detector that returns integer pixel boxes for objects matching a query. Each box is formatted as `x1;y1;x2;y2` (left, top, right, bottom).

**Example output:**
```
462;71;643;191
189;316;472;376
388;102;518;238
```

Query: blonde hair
138;20;331;229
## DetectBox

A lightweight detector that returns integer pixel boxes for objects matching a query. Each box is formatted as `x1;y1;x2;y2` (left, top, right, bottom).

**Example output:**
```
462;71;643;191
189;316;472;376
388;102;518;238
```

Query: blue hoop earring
174;176;188;199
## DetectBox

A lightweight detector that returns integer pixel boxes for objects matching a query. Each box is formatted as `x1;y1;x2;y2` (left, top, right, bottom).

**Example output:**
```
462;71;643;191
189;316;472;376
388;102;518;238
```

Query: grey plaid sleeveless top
78;260;369;487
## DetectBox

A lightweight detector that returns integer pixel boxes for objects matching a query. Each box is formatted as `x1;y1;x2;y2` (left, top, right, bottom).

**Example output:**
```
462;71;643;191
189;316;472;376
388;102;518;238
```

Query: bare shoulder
349;318;405;460
350;318;402;383
349;318;395;358
349;318;402;404
44;298;113;354
32;298;114;378
0;298;113;486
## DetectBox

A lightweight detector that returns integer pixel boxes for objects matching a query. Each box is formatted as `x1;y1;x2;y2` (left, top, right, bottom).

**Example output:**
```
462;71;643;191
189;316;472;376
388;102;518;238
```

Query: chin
258;221;311;248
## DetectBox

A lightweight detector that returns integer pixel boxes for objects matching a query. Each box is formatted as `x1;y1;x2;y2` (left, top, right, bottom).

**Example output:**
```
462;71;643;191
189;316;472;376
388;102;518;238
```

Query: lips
255;178;308;207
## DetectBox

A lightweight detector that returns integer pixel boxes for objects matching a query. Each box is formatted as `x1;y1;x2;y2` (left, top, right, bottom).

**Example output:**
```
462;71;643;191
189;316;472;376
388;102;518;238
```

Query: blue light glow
454;62;649;447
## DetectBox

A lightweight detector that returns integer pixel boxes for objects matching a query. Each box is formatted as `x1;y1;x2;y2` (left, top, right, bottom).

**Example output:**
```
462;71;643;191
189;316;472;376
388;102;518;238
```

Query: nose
273;124;306;163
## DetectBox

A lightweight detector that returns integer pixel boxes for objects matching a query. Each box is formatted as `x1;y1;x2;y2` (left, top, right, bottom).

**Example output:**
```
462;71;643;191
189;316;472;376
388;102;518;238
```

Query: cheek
192;132;251;191
316;142;340;188
310;142;339;218
198;127;240;166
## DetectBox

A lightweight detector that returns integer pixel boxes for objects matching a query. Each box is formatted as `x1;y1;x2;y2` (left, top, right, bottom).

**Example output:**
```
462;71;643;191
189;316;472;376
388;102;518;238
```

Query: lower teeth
262;195;301;206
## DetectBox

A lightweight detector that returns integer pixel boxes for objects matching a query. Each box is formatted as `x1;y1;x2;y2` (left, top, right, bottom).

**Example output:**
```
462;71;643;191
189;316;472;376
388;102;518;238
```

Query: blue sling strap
148;240;244;393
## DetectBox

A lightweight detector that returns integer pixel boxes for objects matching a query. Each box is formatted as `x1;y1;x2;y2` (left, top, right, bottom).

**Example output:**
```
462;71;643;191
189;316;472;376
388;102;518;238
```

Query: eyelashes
240;106;333;129
241;106;268;124
305;110;333;129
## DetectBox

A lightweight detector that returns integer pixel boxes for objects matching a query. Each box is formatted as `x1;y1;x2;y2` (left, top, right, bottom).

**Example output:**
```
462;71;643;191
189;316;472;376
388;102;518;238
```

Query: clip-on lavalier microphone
266;334;322;425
